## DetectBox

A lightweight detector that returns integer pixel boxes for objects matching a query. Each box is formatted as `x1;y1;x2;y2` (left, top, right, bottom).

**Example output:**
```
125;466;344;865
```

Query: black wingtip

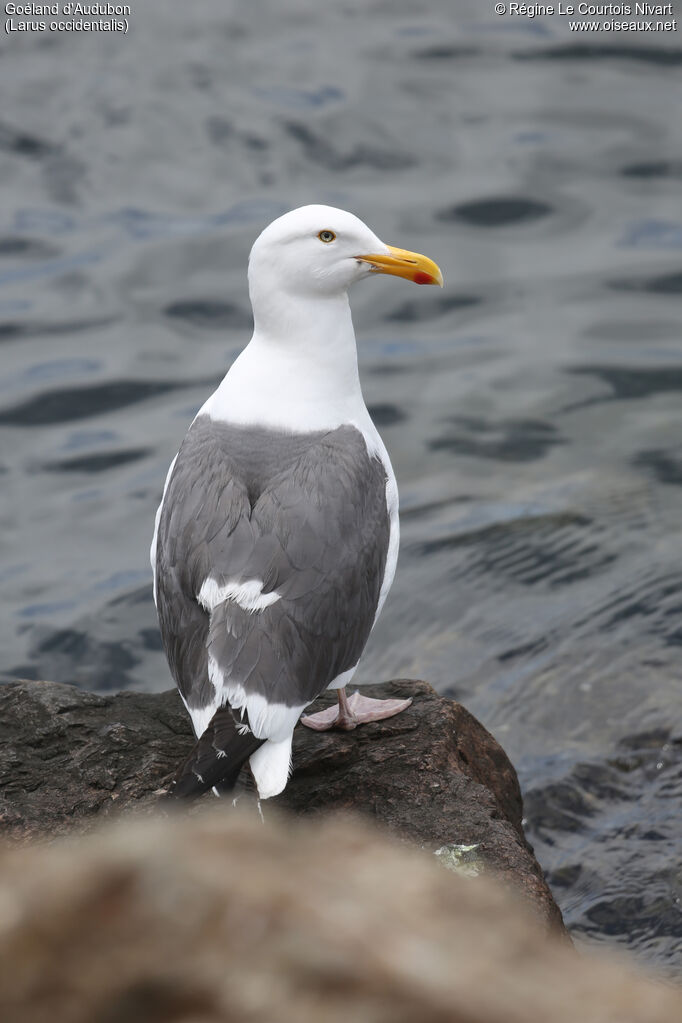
164;706;264;802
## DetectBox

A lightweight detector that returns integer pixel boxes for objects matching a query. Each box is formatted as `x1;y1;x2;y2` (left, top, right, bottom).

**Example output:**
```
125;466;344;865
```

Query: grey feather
155;416;390;716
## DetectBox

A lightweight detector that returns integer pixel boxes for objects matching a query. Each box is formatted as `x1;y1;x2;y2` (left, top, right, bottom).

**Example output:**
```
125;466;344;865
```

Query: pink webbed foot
301;688;412;732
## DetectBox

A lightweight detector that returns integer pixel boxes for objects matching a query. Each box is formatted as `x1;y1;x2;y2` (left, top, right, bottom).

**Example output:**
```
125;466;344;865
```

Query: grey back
155;415;390;714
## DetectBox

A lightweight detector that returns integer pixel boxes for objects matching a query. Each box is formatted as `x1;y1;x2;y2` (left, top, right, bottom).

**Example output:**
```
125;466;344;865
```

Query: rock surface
0;677;561;928
1;809;681;1023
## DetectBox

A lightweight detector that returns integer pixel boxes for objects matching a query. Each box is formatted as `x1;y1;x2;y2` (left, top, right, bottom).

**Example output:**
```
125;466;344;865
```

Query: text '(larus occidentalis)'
151;205;443;801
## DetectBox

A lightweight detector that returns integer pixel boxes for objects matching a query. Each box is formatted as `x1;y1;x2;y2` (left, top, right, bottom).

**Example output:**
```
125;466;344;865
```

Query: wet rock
1;810;680;1023
0;678;561;929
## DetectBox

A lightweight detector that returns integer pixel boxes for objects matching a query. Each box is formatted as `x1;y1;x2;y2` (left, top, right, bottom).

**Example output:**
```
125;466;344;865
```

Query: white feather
248;736;293;800
325;665;359;691
197;577;281;614
150;454;177;606
207;653;305;743
185;701;217;741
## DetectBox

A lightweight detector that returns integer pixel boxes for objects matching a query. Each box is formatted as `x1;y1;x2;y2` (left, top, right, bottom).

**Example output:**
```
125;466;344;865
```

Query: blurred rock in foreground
0;809;679;1023
0;678;558;926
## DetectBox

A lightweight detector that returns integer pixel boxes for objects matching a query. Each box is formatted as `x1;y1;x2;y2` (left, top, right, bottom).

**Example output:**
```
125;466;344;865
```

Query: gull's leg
301;687;412;732
300;687;358;731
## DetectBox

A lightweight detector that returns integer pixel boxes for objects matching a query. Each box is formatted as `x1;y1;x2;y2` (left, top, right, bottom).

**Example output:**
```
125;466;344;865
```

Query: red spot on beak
414;271;434;286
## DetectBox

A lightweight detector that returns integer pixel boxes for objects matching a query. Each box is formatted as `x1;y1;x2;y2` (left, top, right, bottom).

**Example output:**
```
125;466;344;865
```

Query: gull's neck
202;288;374;435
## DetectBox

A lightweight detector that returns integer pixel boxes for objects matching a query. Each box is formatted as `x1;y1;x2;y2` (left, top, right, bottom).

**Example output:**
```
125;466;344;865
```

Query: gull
151;205;443;800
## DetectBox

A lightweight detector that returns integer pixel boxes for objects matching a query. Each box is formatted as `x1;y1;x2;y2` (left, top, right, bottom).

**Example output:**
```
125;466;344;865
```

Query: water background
2;0;681;975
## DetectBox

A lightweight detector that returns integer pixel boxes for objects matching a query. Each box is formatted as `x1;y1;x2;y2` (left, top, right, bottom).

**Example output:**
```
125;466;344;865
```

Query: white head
248;204;443;308
207;207;443;429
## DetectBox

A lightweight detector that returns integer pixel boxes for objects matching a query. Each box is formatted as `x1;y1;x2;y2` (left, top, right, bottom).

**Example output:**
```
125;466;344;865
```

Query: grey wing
154;429;252;716
154;418;390;740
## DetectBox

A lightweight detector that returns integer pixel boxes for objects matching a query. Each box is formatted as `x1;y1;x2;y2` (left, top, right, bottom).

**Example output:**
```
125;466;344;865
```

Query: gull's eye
318;230;336;243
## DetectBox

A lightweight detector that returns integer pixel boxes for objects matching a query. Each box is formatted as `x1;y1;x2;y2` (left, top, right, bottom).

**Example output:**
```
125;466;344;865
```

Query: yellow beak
356;245;444;287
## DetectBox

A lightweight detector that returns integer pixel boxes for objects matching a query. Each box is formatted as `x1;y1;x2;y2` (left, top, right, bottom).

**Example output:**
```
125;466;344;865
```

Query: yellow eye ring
318;230;336;243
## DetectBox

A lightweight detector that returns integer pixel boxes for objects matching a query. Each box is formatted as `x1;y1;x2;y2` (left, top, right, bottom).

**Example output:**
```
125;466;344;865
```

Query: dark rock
3;811;681;1023
0;678;564;931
